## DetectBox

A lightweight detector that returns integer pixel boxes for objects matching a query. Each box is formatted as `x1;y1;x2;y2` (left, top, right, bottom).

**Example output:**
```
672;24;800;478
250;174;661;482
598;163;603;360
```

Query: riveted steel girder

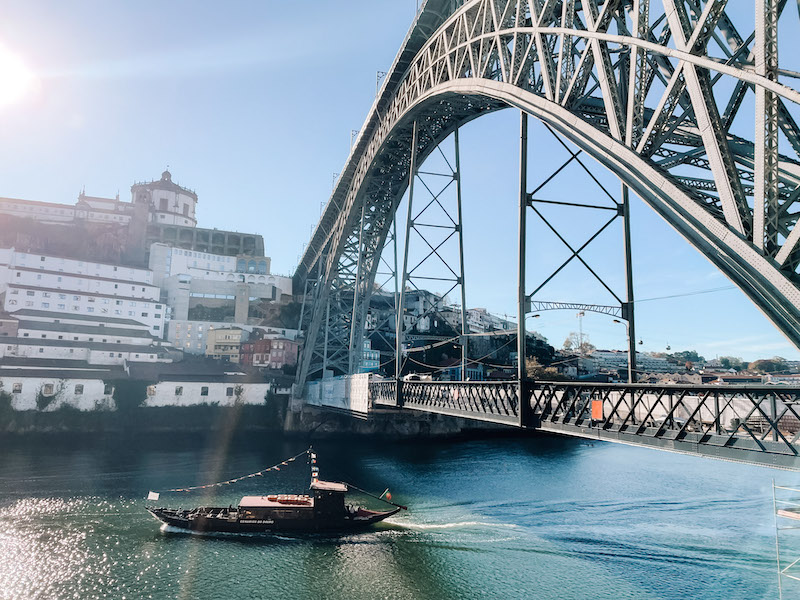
295;0;800;391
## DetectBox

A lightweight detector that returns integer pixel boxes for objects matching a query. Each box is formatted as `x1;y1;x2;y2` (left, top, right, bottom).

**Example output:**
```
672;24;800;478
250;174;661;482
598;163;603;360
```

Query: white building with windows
589;349;676;373
167;319;298;355
148;243;290;295
0;248;166;337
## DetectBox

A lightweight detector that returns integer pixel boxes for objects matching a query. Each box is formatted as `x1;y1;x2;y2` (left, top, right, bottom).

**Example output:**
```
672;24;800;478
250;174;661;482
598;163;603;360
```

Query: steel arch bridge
294;0;800;389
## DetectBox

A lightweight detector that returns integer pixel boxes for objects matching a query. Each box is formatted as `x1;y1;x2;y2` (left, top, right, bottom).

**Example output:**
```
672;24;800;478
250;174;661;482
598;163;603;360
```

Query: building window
74;384;84;395
104;384;113;395
42;383;54;395
26;291;34;296
200;386;209;396
147;385;156;396
38;348;44;353
141;312;148;317
226;387;234;397
109;353;114;357
175;386;183;396
12;383;22;393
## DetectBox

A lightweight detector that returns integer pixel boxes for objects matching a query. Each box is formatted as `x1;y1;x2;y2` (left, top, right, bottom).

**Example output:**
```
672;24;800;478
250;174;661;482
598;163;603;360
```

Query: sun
0;44;35;109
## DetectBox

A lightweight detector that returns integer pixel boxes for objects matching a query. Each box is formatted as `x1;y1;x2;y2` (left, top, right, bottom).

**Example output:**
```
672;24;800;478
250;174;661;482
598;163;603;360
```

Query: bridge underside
366;379;800;470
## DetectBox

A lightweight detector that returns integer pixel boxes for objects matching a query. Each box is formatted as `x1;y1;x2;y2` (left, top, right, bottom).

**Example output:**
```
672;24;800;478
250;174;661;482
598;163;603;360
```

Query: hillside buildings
0;170;299;403
0;170;265;267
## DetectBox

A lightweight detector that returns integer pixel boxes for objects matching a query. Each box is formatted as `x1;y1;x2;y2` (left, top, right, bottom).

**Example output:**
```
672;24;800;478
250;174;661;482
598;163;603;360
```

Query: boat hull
147;506;400;534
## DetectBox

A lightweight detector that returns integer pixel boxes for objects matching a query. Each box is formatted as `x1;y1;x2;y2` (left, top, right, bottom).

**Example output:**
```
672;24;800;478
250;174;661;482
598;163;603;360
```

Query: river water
0;432;792;599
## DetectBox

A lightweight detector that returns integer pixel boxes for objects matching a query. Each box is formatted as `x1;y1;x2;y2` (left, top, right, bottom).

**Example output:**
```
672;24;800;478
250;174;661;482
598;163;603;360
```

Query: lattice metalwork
296;0;800;391
369;379;399;407
400;380;520;424
366;377;800;468
528;381;800;468
396;124;468;378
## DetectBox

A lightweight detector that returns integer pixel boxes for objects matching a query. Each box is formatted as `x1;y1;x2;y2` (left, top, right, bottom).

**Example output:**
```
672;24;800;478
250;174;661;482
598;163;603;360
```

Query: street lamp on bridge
613;319;637;384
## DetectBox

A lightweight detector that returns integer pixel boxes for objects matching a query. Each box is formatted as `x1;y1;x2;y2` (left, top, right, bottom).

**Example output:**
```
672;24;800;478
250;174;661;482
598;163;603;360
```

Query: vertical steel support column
454;128;469;380
322;299;330;377
396;120;419;381
754;0;780;253
297;278;310;334
714;393;722;435
518;112;529;427
393;216;402;408
771;393;779;442
622;184;637;382
348;203;367;374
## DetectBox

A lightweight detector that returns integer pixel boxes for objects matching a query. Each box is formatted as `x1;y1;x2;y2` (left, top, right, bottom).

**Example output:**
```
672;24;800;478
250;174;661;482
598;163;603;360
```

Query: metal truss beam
295;0;800;393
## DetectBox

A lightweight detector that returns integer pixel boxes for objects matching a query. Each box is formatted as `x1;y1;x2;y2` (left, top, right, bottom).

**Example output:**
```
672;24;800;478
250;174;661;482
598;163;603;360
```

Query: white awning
310;480;347;492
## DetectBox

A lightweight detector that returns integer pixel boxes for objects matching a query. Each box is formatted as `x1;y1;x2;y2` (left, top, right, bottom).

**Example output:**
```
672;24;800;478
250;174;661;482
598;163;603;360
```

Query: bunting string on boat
147;448;313;500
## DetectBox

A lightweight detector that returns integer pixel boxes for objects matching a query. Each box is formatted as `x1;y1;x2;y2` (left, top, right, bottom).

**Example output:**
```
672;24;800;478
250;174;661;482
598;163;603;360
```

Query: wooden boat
147;479;402;534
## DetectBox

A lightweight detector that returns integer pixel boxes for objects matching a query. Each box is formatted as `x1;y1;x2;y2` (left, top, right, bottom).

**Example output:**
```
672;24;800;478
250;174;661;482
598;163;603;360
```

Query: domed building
131;170;198;227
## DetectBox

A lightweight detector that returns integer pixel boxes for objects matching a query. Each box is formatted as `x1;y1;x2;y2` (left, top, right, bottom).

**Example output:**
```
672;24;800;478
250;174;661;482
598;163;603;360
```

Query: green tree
525;358;562;381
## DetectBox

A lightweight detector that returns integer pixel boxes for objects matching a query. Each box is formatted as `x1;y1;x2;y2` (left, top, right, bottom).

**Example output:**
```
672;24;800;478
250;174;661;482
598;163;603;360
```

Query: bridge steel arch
295;0;800;388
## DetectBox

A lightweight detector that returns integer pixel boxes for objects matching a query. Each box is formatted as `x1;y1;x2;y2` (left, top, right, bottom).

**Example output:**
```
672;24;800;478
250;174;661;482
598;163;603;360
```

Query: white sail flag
147;491;160;501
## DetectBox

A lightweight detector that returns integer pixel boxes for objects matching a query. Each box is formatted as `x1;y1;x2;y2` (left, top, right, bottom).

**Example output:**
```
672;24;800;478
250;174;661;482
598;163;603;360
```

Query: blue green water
0;433;793;599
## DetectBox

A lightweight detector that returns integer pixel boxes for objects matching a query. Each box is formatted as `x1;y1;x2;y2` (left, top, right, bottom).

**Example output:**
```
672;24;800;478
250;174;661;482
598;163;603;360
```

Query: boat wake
384;519;518;531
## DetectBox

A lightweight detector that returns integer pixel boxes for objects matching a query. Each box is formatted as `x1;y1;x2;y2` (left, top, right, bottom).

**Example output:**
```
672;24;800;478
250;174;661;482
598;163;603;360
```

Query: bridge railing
370;379;398;408
527;382;800;466
360;377;800;467
369;379;520;425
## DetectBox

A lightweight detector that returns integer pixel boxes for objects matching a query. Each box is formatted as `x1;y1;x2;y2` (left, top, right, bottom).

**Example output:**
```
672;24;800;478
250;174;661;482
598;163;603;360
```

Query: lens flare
0;44;36;108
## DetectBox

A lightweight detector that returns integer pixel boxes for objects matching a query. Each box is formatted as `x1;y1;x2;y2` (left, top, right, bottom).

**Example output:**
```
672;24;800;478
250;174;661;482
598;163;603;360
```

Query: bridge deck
365;379;800;470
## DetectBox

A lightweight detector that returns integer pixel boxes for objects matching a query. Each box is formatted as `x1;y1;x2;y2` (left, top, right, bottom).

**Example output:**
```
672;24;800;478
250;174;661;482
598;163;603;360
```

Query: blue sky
0;1;798;363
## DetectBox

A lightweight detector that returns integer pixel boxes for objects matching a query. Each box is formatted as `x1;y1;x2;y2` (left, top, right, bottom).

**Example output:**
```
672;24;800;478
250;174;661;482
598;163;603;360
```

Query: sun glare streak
0;44;36;109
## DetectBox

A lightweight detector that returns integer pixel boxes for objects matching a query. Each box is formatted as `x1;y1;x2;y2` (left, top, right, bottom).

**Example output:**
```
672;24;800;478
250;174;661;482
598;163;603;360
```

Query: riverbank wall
0;386;505;438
